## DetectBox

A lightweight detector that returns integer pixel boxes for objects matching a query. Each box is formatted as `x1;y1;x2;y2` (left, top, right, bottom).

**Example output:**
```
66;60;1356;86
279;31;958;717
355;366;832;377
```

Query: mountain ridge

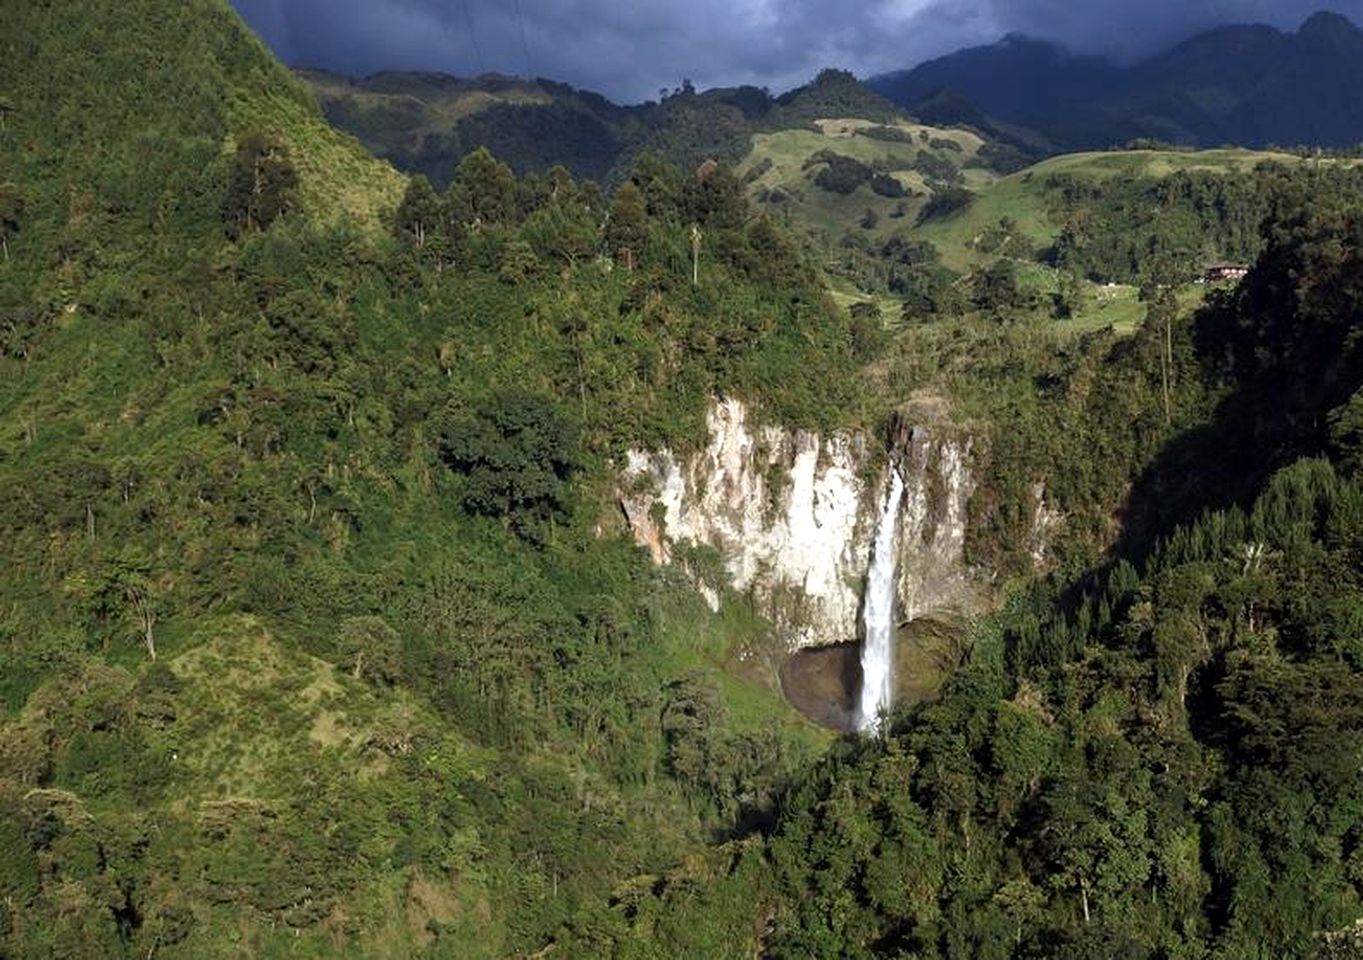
870;10;1363;150
299;66;902;187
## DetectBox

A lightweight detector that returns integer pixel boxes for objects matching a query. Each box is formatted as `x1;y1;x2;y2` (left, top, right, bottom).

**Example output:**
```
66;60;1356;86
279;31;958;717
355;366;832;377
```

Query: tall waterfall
858;466;905;733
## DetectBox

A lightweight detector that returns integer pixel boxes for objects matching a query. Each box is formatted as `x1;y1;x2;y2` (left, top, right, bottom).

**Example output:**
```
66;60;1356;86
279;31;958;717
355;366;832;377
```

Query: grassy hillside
744;131;1318;277
740;119;992;243
0;3;870;956
301;67;910;190
753;130;1359;339
913;148;1311;272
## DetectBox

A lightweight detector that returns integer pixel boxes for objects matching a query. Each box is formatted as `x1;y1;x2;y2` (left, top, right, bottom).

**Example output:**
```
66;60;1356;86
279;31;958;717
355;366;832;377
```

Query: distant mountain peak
871;8;1363;152
1298;10;1363;42
1299;10;1360;33
998;32;1049;48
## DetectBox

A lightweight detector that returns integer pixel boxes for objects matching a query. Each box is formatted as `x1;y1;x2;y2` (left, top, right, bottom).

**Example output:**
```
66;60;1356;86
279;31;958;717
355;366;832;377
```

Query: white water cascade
858;466;906;733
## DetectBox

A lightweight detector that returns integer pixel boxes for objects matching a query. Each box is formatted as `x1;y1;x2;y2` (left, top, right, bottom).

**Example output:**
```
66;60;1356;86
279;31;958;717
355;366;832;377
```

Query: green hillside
301;67;909;190
744;126;1358;333
744;132;1317;274
912;148;1319;272
302;69;638;186
740;119;994;243
0;2;864;955
11;1;1363;958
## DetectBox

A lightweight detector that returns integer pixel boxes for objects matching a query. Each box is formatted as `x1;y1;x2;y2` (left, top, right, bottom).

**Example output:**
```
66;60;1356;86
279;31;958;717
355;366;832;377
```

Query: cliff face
621;398;980;650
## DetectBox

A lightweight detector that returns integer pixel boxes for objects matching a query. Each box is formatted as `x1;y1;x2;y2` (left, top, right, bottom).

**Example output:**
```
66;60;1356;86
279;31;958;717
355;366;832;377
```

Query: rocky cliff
621;398;981;650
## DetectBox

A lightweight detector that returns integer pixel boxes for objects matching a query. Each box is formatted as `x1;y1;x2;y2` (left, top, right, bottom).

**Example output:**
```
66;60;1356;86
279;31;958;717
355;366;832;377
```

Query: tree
973;259;1021;314
1141;279;1178;425
682;163;746;230
337;617;402;686
446;147;517;229
994;876;1045;945
521;191;598;268
605;182;647;270
630;153;683;219
898;265;963;322
394;175;442;250
916;186;974;224
1054;268;1088;320
88;552;159;661
497;238;539;285
221;131;298;239
438;390;581;543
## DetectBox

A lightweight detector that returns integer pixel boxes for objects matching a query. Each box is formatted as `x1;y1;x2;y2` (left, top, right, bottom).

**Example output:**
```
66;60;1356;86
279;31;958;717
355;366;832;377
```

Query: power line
512;0;535;80
459;0;486;74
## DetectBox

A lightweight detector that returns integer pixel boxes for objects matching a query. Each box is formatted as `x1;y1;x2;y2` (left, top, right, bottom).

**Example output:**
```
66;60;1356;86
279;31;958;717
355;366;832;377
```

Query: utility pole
690;223;702;286
1152;283;1175;427
1163;304;1173;426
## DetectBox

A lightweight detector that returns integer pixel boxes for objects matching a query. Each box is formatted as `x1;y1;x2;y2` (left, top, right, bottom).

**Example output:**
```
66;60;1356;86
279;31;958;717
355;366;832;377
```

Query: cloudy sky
229;1;1363;102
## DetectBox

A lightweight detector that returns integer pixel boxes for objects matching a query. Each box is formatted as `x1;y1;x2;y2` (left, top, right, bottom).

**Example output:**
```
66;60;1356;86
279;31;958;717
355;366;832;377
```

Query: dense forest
0;3;872;955
597;183;1363;957
7;2;1363;958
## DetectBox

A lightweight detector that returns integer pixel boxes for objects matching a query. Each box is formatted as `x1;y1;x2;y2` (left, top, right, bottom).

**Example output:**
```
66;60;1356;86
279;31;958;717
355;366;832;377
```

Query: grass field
910;147;1323;273
738;119;1001;247
744;126;1339;280
830;256;1216;340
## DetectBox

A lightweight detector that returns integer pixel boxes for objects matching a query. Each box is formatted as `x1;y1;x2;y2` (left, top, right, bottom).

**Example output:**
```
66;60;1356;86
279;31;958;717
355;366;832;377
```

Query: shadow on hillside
1111;300;1342;562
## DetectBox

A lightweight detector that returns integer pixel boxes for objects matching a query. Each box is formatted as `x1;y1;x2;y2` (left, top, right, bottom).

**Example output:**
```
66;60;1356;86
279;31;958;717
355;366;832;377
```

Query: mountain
301;67;902;187
871;33;1123;138
13;0;1363;956
872;11;1363;149
0;0;873;954
300;68;640;185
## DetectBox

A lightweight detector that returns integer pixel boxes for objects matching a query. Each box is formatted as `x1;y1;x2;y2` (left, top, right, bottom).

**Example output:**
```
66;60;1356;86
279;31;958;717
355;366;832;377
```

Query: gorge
621;397;988;728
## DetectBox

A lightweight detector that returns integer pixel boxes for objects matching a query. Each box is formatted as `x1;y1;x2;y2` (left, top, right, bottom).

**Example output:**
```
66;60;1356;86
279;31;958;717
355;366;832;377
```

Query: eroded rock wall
622;398;979;650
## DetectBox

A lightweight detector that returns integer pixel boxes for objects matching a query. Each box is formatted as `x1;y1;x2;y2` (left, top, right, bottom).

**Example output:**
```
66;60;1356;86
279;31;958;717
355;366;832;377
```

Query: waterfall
858;465;905;733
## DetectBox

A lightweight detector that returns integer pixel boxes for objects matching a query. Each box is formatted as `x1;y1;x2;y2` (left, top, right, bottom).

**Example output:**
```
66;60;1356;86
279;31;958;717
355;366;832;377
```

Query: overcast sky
229;1;1363;103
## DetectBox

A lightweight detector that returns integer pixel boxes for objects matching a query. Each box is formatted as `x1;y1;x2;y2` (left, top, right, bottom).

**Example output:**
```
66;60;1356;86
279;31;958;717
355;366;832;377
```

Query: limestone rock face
621;398;980;650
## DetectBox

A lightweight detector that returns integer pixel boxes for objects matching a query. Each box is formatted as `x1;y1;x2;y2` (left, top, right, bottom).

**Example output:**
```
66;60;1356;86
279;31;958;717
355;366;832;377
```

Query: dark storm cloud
229;0;1363;102
952;0;1363;61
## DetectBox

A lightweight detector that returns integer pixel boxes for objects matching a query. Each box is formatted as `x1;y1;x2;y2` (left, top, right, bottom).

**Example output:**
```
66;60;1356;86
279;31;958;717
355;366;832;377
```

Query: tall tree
221;131;298;239
446;147;517;229
605;181;647;270
395;174;443;250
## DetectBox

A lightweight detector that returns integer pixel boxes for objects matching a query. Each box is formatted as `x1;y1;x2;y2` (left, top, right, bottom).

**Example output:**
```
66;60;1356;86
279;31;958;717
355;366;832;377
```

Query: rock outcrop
621;398;980;650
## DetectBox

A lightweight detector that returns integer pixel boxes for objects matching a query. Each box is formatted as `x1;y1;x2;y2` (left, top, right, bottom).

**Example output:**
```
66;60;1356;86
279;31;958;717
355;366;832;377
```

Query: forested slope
302;66;902;189
0;3;873;956
589;172;1363;959
8;2;1363;958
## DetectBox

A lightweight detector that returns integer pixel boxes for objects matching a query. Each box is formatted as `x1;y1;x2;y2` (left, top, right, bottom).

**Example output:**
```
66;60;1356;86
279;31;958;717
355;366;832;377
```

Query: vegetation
10;1;1363;957
583;171;1363;960
305;66;903;191
0;3;867;955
